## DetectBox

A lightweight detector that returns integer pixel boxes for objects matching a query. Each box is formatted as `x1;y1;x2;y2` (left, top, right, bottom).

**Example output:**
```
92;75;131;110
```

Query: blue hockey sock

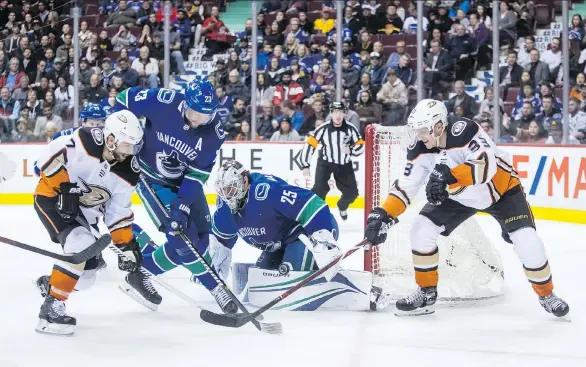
183;251;218;291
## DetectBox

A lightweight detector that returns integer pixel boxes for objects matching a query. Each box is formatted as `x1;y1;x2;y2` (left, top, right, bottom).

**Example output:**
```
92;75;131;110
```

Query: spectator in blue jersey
286;17;309;45
570;15;585;43
215;85;233;125
173;9;192;54
257;42;273;70
342;41;362;69
386;40;406;69
448;24;476;82
511;82;542;119
274;100;304;132
536;95;563;129
100;0;117;15
362;52;387;87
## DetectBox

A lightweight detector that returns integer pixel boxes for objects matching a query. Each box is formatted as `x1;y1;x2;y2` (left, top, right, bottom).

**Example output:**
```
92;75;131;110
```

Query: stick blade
71;234;112;264
199;309;250;328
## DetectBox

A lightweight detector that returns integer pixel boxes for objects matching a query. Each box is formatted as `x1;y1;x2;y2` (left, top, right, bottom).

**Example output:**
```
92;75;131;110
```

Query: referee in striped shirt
300;102;365;220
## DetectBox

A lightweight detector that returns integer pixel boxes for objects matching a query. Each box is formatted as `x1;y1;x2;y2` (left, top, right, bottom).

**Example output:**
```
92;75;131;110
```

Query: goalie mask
215;160;250;213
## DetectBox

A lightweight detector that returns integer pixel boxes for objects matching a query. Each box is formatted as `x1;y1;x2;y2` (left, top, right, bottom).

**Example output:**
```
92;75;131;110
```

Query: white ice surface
0;205;584;367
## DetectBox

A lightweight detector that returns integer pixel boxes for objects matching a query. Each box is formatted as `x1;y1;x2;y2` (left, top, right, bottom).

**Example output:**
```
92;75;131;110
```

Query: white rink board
1;142;586;219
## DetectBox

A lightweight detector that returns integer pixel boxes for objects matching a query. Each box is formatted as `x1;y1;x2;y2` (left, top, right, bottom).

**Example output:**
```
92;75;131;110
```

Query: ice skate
539;293;570;319
36;275;50;298
36;295;76;336
211;284;238;314
395;286;437;316
370;286;392;311
339;208;348;221
119;269;162;311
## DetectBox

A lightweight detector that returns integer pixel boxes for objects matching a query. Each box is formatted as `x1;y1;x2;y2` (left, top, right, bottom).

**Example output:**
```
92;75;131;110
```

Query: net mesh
365;125;504;301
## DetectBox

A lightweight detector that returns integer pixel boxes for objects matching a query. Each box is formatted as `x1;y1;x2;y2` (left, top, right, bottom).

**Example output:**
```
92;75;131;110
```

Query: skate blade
394;306;435;317
118;284;159;311
35;319;75;336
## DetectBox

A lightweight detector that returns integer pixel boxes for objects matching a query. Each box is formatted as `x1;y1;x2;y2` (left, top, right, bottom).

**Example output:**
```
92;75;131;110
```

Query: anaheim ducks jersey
381;116;521;217
34;127;139;245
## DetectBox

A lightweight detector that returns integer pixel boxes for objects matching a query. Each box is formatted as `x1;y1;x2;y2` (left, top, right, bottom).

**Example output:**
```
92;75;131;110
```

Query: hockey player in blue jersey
113;80;237;313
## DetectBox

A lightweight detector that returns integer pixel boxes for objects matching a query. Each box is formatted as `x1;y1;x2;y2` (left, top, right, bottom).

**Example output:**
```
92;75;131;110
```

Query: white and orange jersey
35;127;140;245
381;116;521;218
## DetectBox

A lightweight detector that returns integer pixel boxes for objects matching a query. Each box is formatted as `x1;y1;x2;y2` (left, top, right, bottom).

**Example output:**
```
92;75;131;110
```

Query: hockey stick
75;217;202;309
0;234;112;264
138;175;283;334
199;239;369;328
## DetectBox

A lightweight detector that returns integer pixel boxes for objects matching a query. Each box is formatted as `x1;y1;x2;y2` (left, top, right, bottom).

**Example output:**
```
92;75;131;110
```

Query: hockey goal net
364;125;505;301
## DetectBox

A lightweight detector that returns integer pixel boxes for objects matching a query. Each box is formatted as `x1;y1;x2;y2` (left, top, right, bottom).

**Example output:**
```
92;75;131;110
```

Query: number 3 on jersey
281;190;297;205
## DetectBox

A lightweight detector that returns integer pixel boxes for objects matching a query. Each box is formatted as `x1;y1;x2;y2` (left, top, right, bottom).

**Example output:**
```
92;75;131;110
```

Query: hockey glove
56;182;83;222
426;164;457;205
117;238;142;273
168;198;191;235
364;207;396;246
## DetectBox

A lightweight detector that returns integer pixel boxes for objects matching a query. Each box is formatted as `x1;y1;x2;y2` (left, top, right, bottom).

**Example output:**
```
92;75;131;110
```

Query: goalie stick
199;239;369;329
138;175;283;334
0;234;111;264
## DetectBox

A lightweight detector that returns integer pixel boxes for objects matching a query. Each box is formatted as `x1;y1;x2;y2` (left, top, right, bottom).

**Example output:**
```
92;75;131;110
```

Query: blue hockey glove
426;164;457;205
168;198;190;235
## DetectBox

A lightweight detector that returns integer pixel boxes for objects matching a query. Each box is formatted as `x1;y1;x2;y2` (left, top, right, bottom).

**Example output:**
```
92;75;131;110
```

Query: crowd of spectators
1;0;586;145
0;0;211;142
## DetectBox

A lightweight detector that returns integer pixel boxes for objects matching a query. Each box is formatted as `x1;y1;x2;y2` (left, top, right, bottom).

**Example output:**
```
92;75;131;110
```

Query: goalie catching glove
364;207;397;246
426;164;457;205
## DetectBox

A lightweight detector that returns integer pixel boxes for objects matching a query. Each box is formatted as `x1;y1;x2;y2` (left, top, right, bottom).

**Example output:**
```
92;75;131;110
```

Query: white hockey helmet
103;110;144;156
406;99;448;140
215;160;250;213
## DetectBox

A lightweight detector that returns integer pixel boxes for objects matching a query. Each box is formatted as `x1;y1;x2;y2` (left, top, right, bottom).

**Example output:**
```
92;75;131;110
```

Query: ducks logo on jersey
77;177;112;208
155;150;188;179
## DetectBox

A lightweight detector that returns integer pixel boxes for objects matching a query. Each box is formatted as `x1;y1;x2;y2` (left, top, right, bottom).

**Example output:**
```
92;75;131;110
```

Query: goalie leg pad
247;267;373;311
282;240;318;272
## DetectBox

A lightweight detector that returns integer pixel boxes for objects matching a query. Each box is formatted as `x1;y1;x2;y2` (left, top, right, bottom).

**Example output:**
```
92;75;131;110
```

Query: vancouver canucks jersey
114;87;226;207
211;173;337;252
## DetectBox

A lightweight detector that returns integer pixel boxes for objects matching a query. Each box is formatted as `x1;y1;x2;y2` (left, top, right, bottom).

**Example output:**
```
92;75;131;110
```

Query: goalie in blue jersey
114;80;239;313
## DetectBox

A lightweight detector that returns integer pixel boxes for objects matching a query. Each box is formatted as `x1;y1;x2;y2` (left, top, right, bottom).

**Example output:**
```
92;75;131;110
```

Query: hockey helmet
103;110;144;158
215;160;250;213
80;103;107;127
406;99;448;141
183;80;219;127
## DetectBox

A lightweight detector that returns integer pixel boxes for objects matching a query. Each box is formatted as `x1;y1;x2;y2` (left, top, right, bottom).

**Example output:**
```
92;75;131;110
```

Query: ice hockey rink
0;205;584;367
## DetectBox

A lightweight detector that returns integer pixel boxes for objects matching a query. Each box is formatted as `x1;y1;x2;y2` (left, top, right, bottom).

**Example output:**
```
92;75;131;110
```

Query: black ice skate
339;208;348;221
36;295;76;336
539;293;570;318
211;285;238;314
119;270;162;311
36;275;50;298
395;286;437;316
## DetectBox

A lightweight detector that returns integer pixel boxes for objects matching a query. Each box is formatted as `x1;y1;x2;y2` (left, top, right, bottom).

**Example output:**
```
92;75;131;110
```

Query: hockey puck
278;263;291;275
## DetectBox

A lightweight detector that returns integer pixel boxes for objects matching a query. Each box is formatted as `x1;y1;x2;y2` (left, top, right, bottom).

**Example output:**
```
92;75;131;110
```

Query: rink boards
0;142;585;224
